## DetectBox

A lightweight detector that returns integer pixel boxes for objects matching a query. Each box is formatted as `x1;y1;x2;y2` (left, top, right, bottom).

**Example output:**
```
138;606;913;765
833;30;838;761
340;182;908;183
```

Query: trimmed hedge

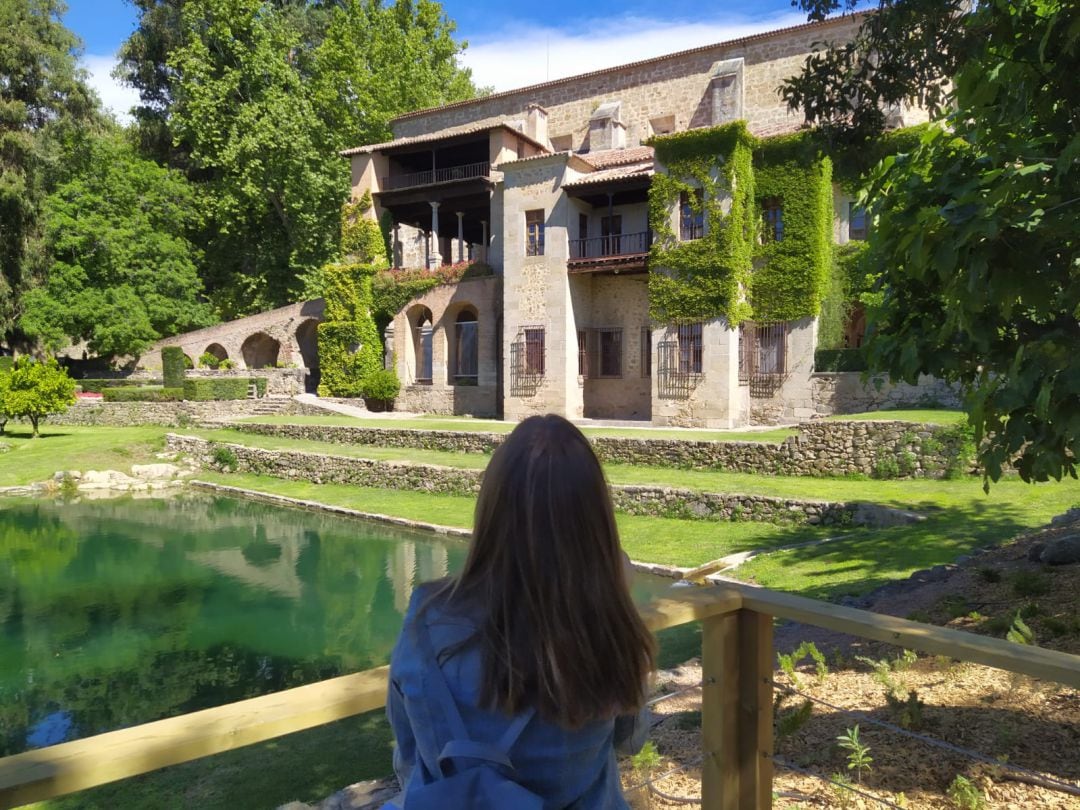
182;377;251;401
815;348;867;372
102;386;185;402
254;377;268;398
162;346;187;388
77;378;163;393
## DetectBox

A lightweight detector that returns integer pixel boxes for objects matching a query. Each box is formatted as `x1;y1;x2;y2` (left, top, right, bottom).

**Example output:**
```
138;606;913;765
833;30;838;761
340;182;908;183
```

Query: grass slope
0;425;168;487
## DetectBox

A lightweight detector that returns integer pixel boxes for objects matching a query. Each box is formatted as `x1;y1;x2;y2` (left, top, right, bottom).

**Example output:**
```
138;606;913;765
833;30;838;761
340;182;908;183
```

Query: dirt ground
620;522;1080;809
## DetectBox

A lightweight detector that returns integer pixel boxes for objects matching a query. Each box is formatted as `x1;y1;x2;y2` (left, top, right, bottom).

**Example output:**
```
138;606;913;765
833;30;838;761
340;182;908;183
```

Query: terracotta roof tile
563;162;654;188
579;146;655;169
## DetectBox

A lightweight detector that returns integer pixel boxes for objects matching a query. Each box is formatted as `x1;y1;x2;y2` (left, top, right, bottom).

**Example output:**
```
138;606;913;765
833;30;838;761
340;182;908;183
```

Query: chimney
588;100;626;151
710;58;744;125
525;103;549;148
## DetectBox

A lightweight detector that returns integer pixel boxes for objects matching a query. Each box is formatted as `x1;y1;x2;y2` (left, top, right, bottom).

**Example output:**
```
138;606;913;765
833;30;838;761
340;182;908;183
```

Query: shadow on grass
736;502;1036;601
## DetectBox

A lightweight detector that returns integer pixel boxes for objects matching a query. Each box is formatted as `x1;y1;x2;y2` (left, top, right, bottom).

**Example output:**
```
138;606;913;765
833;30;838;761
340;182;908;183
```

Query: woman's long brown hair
442;414;655;729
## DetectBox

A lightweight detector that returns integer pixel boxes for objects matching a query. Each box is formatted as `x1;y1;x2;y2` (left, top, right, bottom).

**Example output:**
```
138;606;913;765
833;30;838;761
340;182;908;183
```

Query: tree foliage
19;128;215;359
853;0;1080;482
0;0;97;347
0;356;76;437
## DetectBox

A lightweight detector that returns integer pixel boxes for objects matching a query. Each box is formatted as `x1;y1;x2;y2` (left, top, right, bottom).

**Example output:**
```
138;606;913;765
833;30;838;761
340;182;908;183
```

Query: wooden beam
0;666;390;809
700;612;736;810
737;610;773;810
639;585;743;633
731;583;1080;688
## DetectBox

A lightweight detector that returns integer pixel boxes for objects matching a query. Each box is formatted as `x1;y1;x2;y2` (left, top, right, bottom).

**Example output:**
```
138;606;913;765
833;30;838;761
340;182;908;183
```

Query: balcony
381;161;492;191
568;231;651;274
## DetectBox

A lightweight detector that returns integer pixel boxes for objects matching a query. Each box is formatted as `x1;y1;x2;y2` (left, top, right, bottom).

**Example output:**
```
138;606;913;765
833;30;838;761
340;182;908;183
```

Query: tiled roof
340;122;549;156
580;146;655;169
750;120;807;139
390;13;868;125
563;162;654;188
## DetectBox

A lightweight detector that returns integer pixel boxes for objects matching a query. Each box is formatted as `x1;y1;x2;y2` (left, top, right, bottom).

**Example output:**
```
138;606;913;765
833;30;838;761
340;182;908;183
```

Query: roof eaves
340;122;550;157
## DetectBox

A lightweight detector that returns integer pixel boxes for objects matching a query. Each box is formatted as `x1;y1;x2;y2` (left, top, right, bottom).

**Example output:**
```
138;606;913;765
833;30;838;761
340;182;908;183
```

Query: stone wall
184;368;308;396
226;418;972;479
165;434;877;526
51;398;301;427
811;373;961;415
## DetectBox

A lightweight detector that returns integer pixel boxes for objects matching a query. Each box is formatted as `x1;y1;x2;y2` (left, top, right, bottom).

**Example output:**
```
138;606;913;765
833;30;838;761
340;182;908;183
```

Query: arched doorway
405;306;433;384
295;319;320;392
241;332;281;369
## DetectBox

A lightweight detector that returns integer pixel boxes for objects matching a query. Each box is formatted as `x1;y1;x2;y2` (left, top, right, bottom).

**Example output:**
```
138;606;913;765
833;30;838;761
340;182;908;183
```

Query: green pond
0;493;677;763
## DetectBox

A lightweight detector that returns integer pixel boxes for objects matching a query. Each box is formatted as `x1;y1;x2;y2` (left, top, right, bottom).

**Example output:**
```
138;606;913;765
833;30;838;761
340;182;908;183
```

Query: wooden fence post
700;609;774;810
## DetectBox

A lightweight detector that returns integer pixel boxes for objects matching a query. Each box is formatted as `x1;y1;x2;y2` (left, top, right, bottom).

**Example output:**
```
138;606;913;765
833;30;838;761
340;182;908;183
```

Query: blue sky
64;0;821;120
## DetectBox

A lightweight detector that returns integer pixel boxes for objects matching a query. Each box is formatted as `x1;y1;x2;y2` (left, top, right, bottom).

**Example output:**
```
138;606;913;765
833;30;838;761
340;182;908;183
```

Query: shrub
0;357;13;374
219;359;236;370
182;377;251;401
102;386;185;402
253;377;268;398
198;352;222;369
210;445;239;472
161;346;187;388
872;454;901;480
77;378;164;392
361;368;400;410
1;357;76;436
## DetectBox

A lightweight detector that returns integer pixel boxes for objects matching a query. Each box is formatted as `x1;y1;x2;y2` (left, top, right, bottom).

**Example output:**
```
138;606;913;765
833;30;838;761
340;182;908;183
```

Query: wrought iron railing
381;161;491;191
569;231;651;260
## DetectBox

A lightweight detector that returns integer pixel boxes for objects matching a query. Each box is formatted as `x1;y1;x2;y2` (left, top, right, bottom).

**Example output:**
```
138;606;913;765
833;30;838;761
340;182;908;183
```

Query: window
762;197;783;242
410;307;434;384
524;327;545;375
578;213;588;241
525;210;545;256
739;321;788;397
640;327;651;377
595;328;622;378
848;203;867;241
577;330;588;377
453;310;478;383
679;190;705;241
677;322;703;374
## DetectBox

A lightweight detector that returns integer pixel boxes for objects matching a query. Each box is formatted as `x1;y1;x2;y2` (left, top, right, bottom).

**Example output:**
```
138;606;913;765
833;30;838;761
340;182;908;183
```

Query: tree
0;0;97;348
1;357;76;437
19;128;215;359
791;1;1079;483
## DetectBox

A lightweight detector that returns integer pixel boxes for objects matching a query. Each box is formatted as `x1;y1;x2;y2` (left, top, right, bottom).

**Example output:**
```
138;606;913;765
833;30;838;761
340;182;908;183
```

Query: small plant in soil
946;774;985;809
630;741;662;808
837;725;873;783
777;641;828;688
976;566;1002;583
884;689;926;730
774;697;813;738
1011;570;1050;597
1006;612;1036;645
829;772;856;809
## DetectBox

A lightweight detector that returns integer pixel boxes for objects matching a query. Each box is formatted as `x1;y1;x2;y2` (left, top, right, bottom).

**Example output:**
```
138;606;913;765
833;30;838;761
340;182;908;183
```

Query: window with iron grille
848;202;867;241
762;197;783;242
677;322;703;374
595;327;622;378
577;330;588;377
453;310;478;383
640;327;651;378
739;321;788;397
679;190;705;241
525;210;545;256
510;326;545;396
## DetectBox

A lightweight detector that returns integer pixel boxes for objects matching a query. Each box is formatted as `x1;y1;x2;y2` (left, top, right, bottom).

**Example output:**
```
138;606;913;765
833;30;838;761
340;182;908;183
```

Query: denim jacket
386;585;649;809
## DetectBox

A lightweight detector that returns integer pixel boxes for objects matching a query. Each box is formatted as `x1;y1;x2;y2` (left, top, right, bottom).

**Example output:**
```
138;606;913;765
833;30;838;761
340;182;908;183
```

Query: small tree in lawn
0;357;12;435
1;357;76;437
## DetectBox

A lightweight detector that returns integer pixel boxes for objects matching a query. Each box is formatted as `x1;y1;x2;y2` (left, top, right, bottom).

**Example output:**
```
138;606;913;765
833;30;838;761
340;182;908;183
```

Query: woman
385;414;656;809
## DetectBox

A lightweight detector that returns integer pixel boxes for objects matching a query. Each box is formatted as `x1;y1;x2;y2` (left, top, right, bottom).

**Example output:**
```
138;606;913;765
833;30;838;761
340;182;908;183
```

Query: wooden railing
569;231;652;260
380;161;491;191
1;581;1077;809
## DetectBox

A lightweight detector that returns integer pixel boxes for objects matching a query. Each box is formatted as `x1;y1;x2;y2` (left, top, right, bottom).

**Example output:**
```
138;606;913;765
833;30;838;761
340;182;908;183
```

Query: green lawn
238;414;796;443
827;408;967;425
0;424;169;487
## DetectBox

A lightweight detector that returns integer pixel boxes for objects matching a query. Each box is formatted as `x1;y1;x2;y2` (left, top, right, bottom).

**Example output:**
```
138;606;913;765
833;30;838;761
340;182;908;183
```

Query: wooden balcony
380;161;491;191
568;231;651;274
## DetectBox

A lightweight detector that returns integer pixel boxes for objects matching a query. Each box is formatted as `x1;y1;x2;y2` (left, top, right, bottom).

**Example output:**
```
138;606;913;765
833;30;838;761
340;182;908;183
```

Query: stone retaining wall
164;434;919;527
227;418;971;479
52;398;301;427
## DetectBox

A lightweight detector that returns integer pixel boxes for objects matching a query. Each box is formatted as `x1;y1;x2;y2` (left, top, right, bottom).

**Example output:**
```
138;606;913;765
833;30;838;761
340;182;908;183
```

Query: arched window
407;306;433;384
454;310;478;384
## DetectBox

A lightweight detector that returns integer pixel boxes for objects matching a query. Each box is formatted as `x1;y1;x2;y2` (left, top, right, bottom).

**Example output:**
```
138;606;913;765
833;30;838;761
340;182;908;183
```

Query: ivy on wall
316;193;388;397
371;260;493;333
818;241;870;349
647;122;756;325
751;135;833;322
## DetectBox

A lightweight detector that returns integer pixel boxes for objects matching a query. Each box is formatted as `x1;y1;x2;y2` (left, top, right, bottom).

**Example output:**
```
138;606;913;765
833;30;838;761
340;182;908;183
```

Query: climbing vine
647;122;755;325
751;134;833;322
371;261;493;332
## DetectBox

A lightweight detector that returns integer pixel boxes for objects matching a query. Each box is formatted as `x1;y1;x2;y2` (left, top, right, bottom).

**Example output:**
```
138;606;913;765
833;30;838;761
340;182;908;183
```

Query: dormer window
588;100;626;151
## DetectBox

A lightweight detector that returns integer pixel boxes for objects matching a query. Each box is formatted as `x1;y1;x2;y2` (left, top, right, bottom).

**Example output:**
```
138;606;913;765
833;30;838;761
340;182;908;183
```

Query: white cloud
459;10;811;92
81;53;140;124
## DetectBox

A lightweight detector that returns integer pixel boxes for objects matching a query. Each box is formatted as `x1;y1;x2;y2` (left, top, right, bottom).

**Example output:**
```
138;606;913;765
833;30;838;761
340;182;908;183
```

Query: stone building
344;14;935;425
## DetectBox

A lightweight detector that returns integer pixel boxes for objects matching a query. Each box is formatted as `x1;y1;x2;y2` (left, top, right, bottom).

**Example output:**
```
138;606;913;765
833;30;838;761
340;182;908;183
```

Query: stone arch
204;343;229;363
241;332;281;369
447;304;478;384
295;319;319;370
406;305;433;384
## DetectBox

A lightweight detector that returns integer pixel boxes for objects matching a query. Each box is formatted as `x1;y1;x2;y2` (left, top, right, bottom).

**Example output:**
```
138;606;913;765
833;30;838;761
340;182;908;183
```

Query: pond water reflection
0;494;674;757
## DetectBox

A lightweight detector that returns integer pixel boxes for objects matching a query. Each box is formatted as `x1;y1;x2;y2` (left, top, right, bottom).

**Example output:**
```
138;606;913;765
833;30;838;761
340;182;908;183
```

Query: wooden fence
1;581;1077;809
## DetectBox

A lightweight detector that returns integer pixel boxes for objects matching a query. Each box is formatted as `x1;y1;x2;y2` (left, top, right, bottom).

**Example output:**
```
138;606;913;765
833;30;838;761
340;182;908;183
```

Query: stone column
481;219;488;263
429;201;441;268
456;211;465;263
